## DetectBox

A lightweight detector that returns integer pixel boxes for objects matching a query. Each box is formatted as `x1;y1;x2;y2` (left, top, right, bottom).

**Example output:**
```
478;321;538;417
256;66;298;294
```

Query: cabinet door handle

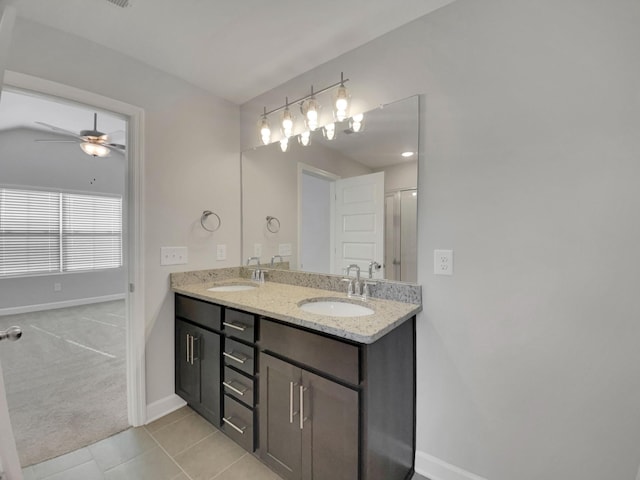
223;351;247;364
299;385;307;430
223;321;247;332
192;336;199;364
289;381;295;423
186;334;190;363
190;334;195;365
223;381;247;396
223;416;247;435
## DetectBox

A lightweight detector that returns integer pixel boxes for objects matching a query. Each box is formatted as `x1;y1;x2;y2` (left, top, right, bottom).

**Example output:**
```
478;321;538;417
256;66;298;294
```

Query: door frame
2;70;147;427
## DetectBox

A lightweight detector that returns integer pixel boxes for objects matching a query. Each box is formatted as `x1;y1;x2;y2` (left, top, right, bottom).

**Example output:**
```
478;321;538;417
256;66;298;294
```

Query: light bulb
259;116;271;145
349;113;364;133
304;97;319;131
323;123;336;141
280;137;289;152
334;84;349;121
80;142;110;157
298;131;311;146
281;107;293;138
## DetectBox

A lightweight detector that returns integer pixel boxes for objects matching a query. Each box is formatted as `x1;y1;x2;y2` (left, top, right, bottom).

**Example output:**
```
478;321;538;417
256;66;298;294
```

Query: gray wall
5;18;241;406
240;1;640;479
0;127;126;309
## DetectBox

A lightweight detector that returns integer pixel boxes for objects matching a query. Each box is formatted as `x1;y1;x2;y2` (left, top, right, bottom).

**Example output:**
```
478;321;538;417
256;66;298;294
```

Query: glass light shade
281;107;294;138
323;123;336;141
280;137;289;152
259;116;271;145
298;131;311;146
349;113;364;133
80;141;110;157
303;98;319;131
334;84;350;121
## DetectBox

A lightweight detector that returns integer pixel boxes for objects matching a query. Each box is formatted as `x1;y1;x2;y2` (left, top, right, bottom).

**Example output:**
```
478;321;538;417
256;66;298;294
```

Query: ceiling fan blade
34;121;82;139
106;143;126;150
34;139;78;143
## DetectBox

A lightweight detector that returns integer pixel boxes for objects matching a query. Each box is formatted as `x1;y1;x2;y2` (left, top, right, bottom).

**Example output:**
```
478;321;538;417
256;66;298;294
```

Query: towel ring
266;216;280;233
201;210;221;232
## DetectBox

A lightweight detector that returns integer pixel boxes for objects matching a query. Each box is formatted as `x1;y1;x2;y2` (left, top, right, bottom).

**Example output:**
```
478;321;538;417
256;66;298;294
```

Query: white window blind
0;187;122;277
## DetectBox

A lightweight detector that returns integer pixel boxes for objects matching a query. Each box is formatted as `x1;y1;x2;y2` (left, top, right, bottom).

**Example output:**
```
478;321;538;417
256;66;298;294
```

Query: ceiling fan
35;113;126;157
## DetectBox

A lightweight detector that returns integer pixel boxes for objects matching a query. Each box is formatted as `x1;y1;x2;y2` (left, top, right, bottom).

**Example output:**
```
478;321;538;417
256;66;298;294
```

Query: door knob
0;326;22;342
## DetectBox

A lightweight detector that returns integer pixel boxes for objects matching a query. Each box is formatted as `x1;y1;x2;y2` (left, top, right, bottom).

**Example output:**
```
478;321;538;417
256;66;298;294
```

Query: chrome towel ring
201;210;221;232
266;216;280;233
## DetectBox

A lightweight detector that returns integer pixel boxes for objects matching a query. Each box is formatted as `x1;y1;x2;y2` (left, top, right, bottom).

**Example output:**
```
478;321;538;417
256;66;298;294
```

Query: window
0;187;122;277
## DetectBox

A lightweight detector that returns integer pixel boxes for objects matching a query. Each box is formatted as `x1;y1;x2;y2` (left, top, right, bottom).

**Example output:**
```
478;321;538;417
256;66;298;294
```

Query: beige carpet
0;300;129;466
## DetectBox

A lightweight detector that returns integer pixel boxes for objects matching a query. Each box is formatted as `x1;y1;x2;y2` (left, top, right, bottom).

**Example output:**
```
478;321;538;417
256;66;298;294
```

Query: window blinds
0;187;122;277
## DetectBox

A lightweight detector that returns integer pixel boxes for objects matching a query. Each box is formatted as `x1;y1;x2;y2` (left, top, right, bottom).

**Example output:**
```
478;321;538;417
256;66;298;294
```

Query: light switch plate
161;246;188;265
278;243;292;256
216;244;227;261
434;249;453;275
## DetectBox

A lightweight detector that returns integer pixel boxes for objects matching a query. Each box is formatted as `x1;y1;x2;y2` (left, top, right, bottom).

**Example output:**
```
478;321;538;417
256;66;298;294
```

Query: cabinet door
175;320;200;406
259;353;302;480
194;325;221;426
301;370;359;480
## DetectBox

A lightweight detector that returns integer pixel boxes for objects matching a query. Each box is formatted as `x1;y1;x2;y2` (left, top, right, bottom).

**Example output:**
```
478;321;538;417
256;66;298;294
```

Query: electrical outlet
254;243;262;257
434;249;453;275
161;246;189;265
216;244;227;261
278;243;292;256
54;282;62;292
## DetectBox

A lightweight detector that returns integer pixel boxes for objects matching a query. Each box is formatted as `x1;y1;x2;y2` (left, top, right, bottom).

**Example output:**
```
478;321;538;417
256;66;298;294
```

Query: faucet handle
341;278;354;296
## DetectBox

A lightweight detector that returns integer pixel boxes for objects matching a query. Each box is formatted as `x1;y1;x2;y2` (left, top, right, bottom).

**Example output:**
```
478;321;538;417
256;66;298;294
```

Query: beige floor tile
32;448;93;479
171;473;190;480
174;432;245;480
145;405;193;433
150;412;216;456
213;454;283;480
103;447;180;480
89;427;157;471
40;460;104;480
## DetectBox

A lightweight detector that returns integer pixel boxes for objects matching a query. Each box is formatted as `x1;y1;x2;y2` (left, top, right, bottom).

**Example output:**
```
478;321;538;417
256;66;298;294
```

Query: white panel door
334;172;385;278
0;3;22;480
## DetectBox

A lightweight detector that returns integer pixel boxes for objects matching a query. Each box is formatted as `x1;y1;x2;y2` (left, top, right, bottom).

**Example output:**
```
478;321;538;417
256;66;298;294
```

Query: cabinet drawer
224;338;255;376
175;295;221;331
223;309;256;343
222;396;254;452
223;366;254;407
261;319;360;385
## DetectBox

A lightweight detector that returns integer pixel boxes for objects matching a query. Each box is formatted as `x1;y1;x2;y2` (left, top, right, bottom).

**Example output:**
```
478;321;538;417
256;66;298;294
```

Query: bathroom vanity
172;269;421;480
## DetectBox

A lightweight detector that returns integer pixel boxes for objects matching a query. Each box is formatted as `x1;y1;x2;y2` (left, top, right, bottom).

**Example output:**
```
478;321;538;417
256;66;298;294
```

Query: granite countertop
172;278;421;344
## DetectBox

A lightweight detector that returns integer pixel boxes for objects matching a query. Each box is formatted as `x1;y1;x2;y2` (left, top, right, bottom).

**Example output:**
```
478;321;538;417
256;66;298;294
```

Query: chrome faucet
343;263;376;300
270;255;284;266
368;261;381;279
246;257;263;283
246;256;261;267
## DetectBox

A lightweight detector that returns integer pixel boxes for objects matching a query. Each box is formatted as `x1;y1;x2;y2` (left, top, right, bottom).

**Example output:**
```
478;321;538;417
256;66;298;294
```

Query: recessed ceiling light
401;151;415;158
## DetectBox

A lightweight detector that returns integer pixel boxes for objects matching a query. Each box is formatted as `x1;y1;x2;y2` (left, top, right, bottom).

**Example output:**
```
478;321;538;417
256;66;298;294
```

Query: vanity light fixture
280;137;289;152
259;107;271;145
298;131;311;146
281;98;294;138
349;113;364;133
401;151;415;158
256;73;352;147
80;141;110;157
323;122;336;141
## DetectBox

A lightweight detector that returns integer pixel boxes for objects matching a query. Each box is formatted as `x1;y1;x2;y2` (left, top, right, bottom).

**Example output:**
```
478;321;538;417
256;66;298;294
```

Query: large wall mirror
241;95;419;282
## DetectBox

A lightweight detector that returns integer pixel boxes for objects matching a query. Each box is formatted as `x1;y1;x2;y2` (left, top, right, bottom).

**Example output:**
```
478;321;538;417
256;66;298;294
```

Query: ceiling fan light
323;123;336;141
80;142;110;157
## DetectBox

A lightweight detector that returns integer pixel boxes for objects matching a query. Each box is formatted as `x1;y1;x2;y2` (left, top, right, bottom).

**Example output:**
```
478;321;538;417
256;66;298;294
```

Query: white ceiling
13;0;456;104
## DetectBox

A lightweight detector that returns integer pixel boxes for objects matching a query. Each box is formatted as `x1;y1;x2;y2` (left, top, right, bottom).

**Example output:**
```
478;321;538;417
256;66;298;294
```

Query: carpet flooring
0;300;129;467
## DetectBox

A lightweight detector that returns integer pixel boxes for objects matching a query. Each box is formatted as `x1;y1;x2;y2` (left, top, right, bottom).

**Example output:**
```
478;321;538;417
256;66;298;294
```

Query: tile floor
21;405;428;480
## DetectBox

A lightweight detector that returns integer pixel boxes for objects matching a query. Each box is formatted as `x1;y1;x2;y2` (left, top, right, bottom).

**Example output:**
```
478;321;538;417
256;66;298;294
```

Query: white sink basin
207;284;256;292
299;300;374;317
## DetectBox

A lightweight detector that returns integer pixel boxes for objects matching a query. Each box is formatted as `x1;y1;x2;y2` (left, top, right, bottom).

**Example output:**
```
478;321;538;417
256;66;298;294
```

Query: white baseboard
415;451;488;480
0;293;126;316
145;394;187;424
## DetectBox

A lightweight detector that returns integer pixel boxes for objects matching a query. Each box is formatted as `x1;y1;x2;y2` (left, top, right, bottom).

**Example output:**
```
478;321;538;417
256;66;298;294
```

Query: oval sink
299;300;374;317
207;284;256;292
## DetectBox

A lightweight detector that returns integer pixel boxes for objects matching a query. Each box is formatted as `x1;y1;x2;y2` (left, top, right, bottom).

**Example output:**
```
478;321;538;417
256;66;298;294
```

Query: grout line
36;459;97;480
145;410;196;436
209;452;249;480
169;431;217;458
144;427;195;480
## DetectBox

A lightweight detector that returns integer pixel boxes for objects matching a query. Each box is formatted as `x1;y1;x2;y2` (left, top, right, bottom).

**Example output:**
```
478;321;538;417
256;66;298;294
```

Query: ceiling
13;0;456;104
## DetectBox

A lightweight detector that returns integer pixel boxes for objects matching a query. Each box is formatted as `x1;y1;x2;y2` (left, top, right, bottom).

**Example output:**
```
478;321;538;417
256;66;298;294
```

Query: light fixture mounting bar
262;78;350;117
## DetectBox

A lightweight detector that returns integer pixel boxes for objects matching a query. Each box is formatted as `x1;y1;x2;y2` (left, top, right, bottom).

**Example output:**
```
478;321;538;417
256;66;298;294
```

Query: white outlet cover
434;249;453;275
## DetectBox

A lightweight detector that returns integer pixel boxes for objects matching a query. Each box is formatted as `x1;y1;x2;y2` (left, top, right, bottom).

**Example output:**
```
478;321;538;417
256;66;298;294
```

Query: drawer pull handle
223;381;248;396
223;416;247;435
223;321;247;332
223;351;248;364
